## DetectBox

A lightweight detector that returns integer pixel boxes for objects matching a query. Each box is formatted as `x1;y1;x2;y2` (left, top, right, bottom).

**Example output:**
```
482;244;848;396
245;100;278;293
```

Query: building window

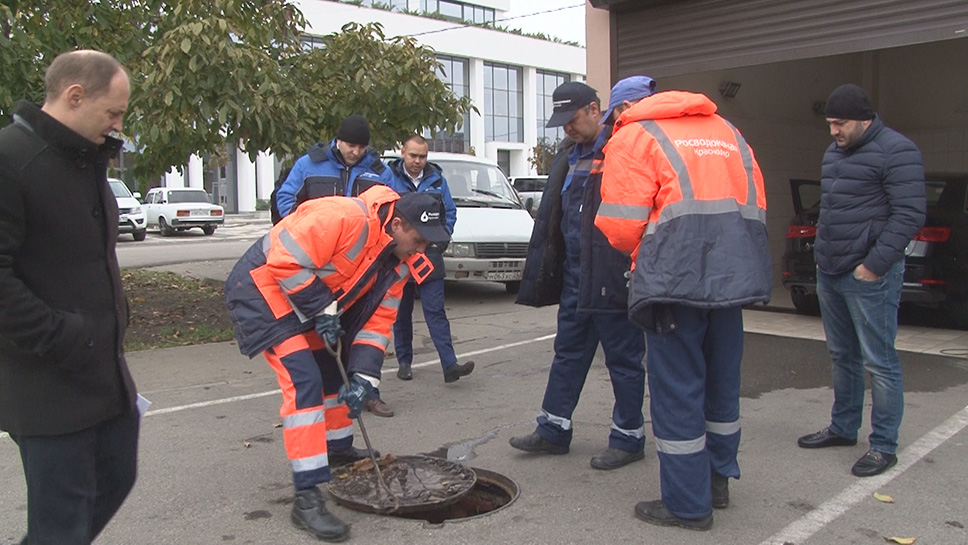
359;0;408;10
424;55;470;153
537;70;570;143
484;62;524;143
420;0;495;24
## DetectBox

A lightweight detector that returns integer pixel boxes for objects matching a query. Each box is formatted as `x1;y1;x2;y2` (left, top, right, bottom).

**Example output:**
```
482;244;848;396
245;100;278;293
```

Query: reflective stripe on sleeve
278;269;316;292
598;201;651;221
654;434;706;455
355;330;389;347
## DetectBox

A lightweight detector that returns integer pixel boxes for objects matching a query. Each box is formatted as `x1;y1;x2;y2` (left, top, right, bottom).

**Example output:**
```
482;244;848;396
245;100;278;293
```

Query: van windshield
437;161;522;208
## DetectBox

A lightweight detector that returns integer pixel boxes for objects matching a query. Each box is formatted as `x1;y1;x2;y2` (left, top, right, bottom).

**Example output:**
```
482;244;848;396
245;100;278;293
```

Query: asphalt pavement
2;214;968;545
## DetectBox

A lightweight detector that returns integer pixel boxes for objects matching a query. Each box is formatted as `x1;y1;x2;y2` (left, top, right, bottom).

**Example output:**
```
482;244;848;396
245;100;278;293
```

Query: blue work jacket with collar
515;131;632;313
387;158;456;281
275;139;393;219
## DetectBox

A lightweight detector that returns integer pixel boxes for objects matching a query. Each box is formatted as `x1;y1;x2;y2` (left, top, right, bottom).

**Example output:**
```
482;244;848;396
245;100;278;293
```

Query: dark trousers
646;304;743;519
393;278;458;370
11;409;140;545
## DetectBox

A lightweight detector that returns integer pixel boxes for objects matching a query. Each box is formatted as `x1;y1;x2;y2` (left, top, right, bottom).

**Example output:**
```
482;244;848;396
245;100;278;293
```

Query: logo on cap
420;211;429;223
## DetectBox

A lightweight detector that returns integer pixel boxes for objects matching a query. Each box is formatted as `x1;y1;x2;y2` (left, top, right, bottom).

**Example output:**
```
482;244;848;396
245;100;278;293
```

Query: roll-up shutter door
612;0;968;78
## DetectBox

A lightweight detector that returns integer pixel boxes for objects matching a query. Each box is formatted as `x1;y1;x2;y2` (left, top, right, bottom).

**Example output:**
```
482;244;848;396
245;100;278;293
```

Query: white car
510;175;547;217
387;152;535;294
142;187;224;236
108;178;147;241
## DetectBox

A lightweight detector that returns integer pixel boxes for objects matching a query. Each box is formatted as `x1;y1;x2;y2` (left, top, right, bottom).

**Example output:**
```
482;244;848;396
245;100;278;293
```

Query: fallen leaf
874;492;895;503
884;537;916;544
273;423;283;428
243;441;251;448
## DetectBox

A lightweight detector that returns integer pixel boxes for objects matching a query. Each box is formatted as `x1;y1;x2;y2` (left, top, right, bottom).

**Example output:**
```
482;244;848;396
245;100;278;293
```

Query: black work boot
443;360;475;383
711;473;729;509
509;431;569;454
291;487;350;542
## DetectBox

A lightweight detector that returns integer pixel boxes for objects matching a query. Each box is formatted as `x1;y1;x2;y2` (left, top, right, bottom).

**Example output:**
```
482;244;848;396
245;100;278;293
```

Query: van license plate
486;271;521;281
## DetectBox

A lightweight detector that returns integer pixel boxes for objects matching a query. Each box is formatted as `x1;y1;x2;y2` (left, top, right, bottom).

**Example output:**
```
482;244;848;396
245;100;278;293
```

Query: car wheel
504;281;521;295
159;217;174;237
202;225;216;236
790;291;821;315
133;229;147;241
945;296;968;330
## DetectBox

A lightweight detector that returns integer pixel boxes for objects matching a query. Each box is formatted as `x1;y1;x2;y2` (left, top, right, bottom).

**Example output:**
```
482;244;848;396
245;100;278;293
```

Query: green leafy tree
530;137;559;175
1;2;472;181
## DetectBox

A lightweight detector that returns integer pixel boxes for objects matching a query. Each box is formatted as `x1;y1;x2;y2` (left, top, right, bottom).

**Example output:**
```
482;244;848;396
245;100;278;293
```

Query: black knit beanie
824;84;875;121
336;114;371;145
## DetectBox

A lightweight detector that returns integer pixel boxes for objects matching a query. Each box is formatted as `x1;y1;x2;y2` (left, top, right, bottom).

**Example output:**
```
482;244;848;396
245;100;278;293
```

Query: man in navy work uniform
274;116;397;417
797;84;925;478
509;79;651;471
387;134;474;384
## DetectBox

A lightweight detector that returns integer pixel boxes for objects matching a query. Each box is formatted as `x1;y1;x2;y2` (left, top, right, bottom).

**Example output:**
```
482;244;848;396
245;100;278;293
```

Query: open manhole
391;467;519;524
329;462;518;524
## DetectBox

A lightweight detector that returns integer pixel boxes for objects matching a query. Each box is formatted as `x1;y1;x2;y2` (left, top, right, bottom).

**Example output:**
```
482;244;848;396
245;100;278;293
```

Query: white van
387;152;535;293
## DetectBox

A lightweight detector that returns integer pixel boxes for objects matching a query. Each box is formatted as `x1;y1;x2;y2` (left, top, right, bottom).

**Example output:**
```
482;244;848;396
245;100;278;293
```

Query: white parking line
759;404;968;545
0;333;558;440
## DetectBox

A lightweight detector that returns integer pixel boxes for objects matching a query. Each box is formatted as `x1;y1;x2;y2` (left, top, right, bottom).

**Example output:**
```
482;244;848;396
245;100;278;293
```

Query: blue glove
314;314;343;349
337;374;373;419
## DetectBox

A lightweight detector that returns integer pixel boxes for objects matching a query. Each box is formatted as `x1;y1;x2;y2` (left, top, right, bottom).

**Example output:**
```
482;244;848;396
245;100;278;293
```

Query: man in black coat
0;50;140;544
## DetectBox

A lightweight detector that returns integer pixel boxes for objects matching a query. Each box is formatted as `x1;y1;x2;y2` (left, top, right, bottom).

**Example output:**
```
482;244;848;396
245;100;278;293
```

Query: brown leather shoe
363;398;394;417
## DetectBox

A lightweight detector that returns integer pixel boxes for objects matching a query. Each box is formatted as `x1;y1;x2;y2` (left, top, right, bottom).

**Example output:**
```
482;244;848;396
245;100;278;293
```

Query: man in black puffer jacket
797;84;925;478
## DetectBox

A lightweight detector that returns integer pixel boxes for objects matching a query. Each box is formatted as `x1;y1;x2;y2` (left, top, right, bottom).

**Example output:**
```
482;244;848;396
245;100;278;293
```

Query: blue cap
601;76;657;124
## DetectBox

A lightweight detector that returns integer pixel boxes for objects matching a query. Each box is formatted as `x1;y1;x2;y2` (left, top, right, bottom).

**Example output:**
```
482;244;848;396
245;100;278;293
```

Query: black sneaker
291;487;350;542
634;499;713;531
711;473;729;509
443;361;475;383
329;446;379;467
508;431;569;454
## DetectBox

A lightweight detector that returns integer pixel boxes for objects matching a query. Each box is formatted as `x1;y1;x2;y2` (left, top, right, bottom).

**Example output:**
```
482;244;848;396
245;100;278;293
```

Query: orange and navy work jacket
594;91;773;317
224;186;432;378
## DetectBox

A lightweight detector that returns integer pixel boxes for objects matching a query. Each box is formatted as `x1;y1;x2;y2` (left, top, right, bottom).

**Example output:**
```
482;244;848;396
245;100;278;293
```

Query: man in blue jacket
797;84;926;478
274;114;394;219
387;134;474;384
509;78;653;471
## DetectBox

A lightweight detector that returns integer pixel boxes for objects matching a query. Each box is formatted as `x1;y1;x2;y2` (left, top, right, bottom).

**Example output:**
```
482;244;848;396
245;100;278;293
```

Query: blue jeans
817;261;904;454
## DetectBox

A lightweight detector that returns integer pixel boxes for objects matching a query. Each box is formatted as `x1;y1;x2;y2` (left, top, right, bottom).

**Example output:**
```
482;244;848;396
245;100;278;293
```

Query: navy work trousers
393;278;458;371
646;304;743;519
535;278;647;453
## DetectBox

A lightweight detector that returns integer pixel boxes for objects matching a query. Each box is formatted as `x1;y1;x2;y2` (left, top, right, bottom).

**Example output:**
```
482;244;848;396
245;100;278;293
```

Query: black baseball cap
546;81;599;128
395;192;450;244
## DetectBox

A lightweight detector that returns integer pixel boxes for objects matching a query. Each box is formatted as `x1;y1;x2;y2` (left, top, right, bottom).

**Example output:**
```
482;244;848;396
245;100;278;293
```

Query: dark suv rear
781;174;968;328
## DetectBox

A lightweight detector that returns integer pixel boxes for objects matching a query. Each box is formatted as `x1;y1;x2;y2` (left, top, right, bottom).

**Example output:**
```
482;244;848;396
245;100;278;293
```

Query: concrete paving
2;221;968;544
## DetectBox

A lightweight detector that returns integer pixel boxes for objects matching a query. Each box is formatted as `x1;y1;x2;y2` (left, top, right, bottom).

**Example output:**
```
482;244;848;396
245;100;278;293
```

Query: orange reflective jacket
225;186;430;378
595;91;772;314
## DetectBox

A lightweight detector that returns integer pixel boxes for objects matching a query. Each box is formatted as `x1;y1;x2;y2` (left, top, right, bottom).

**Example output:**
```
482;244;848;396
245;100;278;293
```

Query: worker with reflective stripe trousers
224;186;448;541
595;89;772;531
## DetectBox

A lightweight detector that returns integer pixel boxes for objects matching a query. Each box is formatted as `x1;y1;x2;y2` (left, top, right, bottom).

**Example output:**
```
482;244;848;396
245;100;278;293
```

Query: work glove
314;302;342;349
337;374;374;419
